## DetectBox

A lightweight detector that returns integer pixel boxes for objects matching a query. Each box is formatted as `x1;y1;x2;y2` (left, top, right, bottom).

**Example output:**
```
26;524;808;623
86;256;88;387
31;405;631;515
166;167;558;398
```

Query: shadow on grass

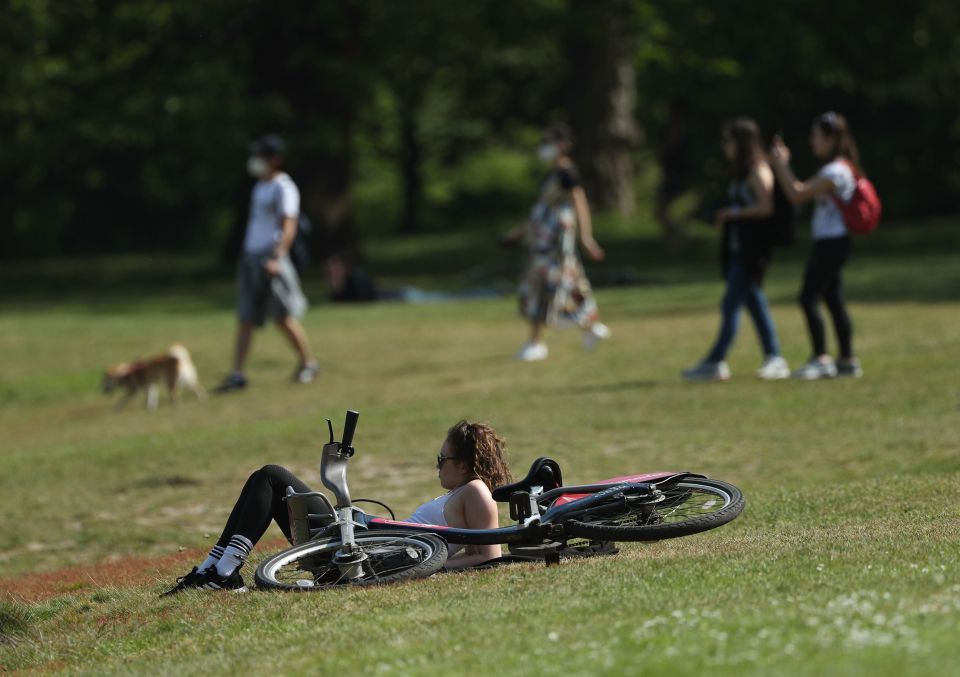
572;380;663;393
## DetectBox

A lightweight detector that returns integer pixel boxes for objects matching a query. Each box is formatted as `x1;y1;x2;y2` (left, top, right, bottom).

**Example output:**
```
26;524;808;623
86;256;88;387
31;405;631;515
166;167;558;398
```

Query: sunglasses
437;454;459;468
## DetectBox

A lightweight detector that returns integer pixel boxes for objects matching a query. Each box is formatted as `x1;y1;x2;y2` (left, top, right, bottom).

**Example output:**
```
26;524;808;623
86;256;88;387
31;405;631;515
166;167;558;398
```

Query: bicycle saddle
491;457;563;502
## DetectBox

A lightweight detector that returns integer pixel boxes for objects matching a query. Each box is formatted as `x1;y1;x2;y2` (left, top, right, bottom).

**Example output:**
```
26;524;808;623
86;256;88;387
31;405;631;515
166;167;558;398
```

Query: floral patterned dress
518;165;599;328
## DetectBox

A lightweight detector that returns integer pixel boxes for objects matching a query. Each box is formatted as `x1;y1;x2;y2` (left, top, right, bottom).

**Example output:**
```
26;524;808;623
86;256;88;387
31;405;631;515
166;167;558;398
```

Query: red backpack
831;159;882;235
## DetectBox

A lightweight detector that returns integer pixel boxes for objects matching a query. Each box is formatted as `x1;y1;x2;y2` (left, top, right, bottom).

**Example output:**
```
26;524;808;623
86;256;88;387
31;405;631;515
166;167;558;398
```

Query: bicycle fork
320;413;369;580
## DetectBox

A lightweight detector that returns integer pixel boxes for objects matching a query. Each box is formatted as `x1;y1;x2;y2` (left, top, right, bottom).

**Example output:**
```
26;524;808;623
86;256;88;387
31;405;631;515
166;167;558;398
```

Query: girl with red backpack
770;112;866;379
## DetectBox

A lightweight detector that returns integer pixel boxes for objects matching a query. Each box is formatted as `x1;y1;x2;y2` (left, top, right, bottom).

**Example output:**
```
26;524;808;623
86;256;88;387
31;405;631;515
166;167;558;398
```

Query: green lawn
1;221;959;675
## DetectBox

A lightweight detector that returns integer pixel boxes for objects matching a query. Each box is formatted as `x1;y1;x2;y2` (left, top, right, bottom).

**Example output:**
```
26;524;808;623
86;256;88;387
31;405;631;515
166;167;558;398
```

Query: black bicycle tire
563;478;745;542
255;530;448;591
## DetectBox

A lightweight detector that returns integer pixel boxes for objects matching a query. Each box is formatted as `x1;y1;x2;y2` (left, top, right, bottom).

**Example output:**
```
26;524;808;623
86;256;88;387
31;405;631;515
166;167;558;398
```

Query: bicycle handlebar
341;410;360;450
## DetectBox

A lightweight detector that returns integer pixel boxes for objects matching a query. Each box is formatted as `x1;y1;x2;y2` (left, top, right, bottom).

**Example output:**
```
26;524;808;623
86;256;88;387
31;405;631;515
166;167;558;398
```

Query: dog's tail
168;343;206;399
168;343;191;364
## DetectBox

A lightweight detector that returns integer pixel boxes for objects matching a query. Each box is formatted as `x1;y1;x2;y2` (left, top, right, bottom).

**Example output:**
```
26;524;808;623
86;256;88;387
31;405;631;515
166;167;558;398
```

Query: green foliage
635;0;960;215
2;1;959;257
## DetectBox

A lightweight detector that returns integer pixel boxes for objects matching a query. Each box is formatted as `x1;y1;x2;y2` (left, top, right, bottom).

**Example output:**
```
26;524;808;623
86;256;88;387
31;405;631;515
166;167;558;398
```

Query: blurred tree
565;0;641;216
2;0;959;259
362;0;565;234
230;0;370;263
636;0;960;231
0;0;251;256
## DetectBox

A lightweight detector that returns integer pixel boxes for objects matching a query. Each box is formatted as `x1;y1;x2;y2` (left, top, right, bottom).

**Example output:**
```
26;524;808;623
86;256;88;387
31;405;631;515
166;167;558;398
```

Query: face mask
537;143;558;163
247;156;268;178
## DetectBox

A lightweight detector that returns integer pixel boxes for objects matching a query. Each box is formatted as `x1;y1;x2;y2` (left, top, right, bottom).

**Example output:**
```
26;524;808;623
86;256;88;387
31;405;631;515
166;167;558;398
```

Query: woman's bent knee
259;464;289;478
248;464;289;484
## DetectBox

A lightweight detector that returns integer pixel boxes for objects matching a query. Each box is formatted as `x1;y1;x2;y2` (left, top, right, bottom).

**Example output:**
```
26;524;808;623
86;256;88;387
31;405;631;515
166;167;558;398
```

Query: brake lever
326;418;335;445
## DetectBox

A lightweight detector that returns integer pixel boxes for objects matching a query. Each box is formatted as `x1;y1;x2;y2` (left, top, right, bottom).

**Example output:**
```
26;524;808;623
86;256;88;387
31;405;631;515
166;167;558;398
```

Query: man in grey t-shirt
216;134;318;392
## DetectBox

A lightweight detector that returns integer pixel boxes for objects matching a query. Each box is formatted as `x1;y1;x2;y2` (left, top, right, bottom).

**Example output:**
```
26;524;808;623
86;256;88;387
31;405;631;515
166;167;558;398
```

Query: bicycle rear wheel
563;478;744;542
255;530;448;591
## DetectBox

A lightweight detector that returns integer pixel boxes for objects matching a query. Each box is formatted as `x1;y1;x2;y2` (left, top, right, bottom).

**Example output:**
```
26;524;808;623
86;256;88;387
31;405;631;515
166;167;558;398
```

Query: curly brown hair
445;420;512;491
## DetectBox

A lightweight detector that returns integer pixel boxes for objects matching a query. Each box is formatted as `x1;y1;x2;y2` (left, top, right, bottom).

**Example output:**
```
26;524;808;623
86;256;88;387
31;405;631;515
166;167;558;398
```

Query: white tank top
408;485;471;557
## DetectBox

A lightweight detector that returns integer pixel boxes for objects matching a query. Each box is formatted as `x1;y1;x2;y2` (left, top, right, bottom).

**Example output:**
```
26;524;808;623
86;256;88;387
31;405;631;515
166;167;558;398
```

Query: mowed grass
1;222;959;675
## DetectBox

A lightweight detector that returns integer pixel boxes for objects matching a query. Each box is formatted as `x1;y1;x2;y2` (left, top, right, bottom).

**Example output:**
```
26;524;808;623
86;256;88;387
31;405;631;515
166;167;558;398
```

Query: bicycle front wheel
563;479;744;542
255;530;448;591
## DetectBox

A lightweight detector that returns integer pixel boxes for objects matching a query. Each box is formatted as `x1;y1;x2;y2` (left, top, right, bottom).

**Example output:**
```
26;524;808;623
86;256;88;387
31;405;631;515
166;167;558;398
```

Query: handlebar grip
341;410;360;449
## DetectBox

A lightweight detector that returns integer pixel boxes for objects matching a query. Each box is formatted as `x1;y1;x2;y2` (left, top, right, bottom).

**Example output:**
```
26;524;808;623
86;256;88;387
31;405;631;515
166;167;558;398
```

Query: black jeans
798;236;853;358
214;465;332;549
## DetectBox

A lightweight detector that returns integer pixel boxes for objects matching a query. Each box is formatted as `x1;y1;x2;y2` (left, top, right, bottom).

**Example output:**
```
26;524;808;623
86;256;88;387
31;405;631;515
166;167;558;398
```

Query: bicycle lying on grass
255;411;745;590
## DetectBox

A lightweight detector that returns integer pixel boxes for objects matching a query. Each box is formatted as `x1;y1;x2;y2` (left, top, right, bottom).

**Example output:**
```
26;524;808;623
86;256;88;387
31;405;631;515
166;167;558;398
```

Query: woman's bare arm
769;139;836;205
571;186;605;261
715;163;775;224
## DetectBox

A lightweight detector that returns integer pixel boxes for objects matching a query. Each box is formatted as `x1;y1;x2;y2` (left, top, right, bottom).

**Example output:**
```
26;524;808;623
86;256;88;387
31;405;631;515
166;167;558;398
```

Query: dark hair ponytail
722;117;764;180
815;111;863;176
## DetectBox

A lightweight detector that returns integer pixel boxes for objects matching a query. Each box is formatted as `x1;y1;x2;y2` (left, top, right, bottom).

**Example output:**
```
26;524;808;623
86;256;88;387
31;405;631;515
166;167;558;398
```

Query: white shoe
756;356;790;380
792;357;838;380
837;357;863;378
516;342;549;362
681;360;731;381
582;322;611;351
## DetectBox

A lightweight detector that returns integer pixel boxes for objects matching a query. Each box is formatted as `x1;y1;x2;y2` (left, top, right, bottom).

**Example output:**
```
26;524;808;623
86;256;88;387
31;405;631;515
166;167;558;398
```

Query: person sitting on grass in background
769;112;863;379
162;420;513;594
500;123;610;362
683;118;790;382
215;134;319;393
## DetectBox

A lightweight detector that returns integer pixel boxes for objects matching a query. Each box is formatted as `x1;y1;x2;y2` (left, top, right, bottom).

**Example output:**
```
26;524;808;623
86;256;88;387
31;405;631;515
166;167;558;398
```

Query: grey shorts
237;251;308;327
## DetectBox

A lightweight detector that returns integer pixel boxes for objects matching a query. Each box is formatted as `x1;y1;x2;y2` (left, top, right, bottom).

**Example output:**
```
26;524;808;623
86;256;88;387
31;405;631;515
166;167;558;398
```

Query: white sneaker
756;356;790;380
837;357;863;378
582;322;611;351
792;357;838;380
681;360;731;381
516;342;548;362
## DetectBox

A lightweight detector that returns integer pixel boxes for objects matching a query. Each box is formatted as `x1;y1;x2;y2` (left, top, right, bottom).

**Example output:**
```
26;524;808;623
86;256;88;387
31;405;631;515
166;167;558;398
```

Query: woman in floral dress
502;124;610;361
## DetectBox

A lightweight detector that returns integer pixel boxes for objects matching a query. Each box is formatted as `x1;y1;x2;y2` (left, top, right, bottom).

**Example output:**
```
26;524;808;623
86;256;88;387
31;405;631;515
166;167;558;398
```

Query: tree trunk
300;123;360;264
398;89;424;234
242;0;367;265
655;98;690;247
565;0;640;217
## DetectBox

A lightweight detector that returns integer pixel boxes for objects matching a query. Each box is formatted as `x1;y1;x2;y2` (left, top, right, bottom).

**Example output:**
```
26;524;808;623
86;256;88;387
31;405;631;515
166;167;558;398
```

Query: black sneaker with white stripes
161;567;247;596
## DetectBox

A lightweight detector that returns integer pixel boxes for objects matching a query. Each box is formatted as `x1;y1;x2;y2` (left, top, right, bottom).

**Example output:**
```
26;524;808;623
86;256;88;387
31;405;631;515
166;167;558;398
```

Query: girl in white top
408;420;513;568
770;111;864;380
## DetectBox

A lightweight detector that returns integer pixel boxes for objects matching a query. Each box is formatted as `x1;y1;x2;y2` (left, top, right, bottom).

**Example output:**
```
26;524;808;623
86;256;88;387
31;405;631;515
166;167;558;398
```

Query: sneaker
756;356;790;380
792;357;838;380
516;342;548;362
214;372;248;394
837;357;863;378
292;361;320;384
160;566;204;597
681;360;731;381
161;567;247;597
582;322;611;351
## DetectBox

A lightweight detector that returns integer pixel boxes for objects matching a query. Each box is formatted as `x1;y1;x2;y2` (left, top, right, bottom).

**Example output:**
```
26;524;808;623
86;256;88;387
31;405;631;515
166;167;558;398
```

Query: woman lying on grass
162;420;513;595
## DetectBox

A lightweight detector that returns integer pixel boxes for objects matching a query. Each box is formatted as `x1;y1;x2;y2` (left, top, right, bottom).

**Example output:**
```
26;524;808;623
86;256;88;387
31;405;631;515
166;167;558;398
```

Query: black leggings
799;236;853;358
214;465;331;549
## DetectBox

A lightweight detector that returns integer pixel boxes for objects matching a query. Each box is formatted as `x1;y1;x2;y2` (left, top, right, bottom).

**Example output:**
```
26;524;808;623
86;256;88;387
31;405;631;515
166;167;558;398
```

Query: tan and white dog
103;343;207;410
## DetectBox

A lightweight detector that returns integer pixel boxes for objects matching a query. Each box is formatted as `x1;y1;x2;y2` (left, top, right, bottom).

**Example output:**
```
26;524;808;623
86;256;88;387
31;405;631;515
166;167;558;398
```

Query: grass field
1;220;959;675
